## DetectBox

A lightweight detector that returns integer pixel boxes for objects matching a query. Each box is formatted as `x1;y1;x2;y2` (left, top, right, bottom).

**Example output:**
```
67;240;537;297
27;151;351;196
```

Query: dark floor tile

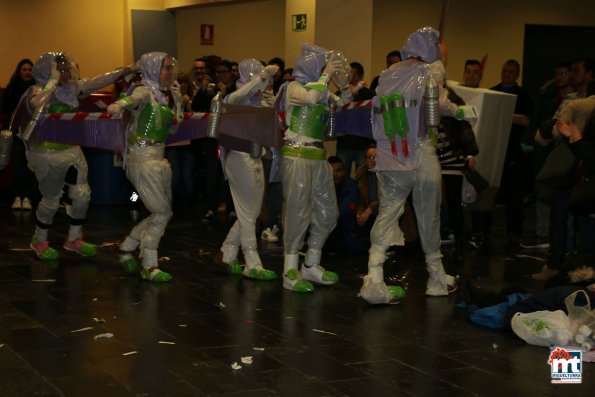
267;346;367;381
50;374;133;397
349;359;476;397
5;327;67;352
250;368;344;397
0;204;593;396
0;364;62;397
328;377;414;397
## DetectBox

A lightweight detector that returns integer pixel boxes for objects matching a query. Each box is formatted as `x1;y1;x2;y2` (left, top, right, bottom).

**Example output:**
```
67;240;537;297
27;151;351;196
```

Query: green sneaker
228;259;243;275
119;254;139;274
63;239;97;256
243;266;277;281
31;236;59;261
140;268;173;283
387;285;406;304
283;269;314;293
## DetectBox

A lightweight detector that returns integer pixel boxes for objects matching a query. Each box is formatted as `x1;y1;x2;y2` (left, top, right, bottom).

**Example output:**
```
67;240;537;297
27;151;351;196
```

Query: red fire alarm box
201;24;214;45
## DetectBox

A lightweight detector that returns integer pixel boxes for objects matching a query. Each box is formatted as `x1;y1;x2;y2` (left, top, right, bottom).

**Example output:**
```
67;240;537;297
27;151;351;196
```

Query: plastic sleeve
79;69;125;97
115;86;151;110
226;77;268;105
286;81;323;107
30;85;54;109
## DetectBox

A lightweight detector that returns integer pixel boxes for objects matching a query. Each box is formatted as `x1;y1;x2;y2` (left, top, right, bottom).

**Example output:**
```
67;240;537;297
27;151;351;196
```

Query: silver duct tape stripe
283;140;325;149
250;142;262;159
0;130;13;170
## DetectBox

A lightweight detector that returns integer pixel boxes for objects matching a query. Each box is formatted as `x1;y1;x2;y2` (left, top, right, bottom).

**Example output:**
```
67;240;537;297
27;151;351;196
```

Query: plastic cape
372;60;430;170
372;59;458;171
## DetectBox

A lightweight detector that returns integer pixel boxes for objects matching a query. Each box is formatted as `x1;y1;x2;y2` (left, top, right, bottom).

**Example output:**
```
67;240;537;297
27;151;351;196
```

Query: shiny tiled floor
0;204;593;396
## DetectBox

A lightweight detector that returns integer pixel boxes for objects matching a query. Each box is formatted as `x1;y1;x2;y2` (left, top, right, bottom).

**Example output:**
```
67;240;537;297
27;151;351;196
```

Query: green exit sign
292;14;307;31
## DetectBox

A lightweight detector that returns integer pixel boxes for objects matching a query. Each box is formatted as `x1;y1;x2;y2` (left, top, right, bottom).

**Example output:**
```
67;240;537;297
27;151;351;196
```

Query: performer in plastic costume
218;59;280;280
279;44;353;292
26;52;131;260
107;52;183;282
359;27;477;304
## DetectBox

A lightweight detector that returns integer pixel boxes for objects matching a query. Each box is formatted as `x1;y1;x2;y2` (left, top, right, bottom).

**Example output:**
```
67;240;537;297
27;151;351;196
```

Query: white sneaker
261;225;279;242
11;197;21;210
301;264;339;285
21;197;32;210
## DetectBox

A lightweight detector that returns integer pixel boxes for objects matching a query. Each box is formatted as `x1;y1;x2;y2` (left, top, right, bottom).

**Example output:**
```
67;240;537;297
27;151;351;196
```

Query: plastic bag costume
280;44;352;292
359;28;461;304
218;59;277;280
25;52;125;260
109;52;183;282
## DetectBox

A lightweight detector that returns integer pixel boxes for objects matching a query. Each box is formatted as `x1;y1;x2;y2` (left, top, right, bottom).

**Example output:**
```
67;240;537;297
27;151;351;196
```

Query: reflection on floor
0;205;592;396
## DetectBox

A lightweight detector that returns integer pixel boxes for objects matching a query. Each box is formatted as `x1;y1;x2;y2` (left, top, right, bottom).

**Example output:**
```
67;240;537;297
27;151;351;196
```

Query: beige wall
0;0;126;84
315;0;373;77
1;0;592;89
372;0;595;87
175;0;285;73
284;0;316;69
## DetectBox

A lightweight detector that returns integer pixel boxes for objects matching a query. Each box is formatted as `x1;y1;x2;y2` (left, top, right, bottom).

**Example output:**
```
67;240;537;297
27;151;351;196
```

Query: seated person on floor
325;156;366;254
355;144;379;234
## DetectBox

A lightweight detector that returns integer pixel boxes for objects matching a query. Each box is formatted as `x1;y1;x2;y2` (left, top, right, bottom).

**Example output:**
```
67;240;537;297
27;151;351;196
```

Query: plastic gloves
304;59;344;92
456;105;478;122
171;81;183;104
263;64;279;79
107;103;123;117
333;66;351;90
43;61;60;92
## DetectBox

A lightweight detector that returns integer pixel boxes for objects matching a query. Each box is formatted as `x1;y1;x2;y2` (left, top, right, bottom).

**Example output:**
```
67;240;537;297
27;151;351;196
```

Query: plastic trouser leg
281;156;312;254
125;146;172;254
411;144;442;255
306;159;338;251
65;146;91;220
224;151;264;267
369;171;411;251
425;250;447;296
28;148;69;226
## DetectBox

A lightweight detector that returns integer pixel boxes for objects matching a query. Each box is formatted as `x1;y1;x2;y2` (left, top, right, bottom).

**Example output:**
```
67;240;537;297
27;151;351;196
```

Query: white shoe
300;264;338;285
11;197;21;210
21;197;32;210
261;225;279;242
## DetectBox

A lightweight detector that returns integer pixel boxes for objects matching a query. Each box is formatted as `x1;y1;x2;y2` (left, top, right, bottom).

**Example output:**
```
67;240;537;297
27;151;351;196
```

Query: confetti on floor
312;328;337;336
70;327;94;333
93;333;114;340
241;356;253;364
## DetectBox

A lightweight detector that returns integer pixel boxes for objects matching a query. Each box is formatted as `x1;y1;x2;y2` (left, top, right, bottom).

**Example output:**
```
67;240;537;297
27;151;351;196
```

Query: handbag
462;167;489;193
536;141;576;183
570;176;595;216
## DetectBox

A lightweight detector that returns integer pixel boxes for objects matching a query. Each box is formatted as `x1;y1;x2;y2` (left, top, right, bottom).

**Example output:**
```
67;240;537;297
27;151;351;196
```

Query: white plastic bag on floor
565;290;595;344
511;310;572;347
461;177;477;204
